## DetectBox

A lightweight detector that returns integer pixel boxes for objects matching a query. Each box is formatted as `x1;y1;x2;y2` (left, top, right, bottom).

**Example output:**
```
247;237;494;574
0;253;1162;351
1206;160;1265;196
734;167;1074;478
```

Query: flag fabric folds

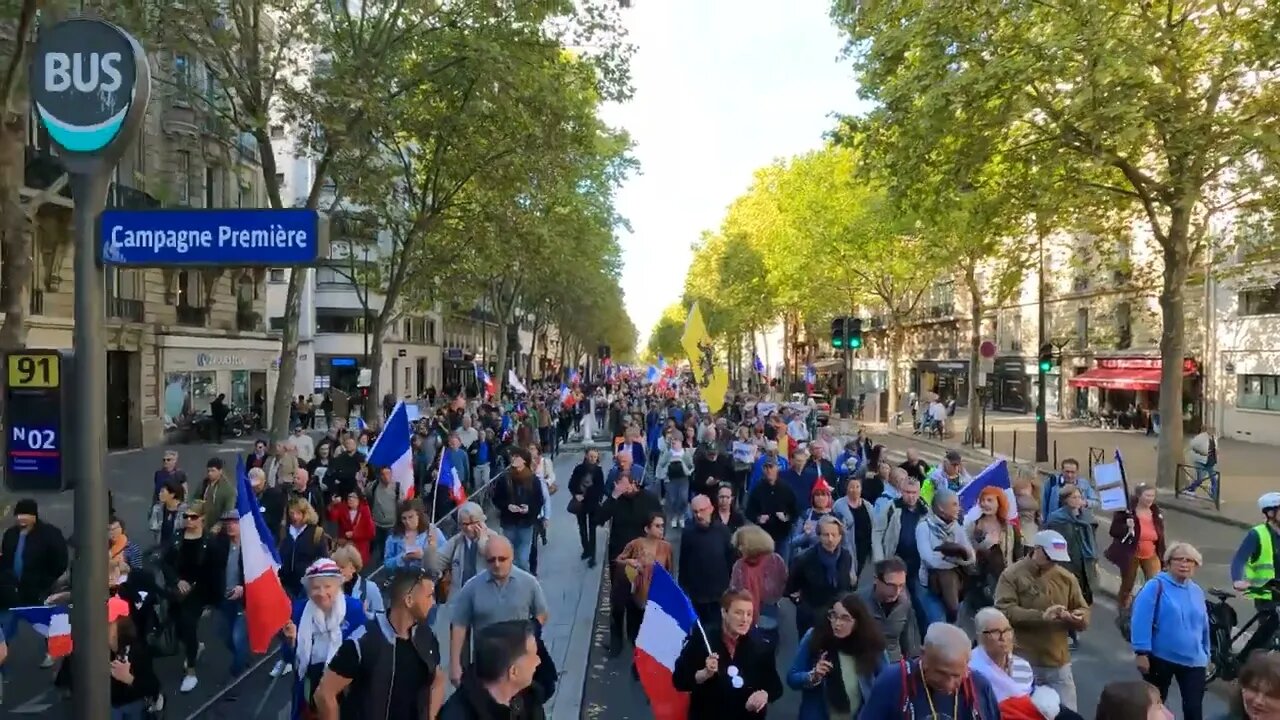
477;366;496;399
559;383;572;404
804;364;817;392
634;565;698;720
753;354;766;376
958;458;1018;524
508;368;528;395
438;446;468;505
368;401;415;500
235;457;292;653
12;605;73;657
646;365;660;384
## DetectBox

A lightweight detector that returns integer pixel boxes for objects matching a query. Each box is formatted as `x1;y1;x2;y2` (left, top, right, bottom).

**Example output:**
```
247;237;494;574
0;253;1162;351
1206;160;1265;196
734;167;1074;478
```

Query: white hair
248;467;265;482
923;622;971;661
457;501;485;523
974;607;1009;632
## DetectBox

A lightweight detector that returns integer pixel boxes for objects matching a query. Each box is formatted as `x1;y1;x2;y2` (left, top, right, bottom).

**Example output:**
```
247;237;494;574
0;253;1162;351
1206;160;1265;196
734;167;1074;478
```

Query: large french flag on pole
235;457;292;653
635;565;697;720
368;401;415;500
437;446;467;505
12;605;73;656
958;458;1017;524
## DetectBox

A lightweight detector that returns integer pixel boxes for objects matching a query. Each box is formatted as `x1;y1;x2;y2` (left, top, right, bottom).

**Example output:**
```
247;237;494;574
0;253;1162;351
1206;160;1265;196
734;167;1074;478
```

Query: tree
122;0;439;439
835;0;1280;480
646;303;687;361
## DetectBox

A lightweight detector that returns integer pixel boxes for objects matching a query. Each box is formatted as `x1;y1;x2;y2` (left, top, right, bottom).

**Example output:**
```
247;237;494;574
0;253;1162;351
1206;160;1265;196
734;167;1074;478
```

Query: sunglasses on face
184;514;200;520
486;556;510;564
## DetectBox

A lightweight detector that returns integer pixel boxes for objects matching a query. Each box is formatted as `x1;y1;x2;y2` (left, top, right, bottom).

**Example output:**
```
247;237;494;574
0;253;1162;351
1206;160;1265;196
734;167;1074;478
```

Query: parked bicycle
1206;580;1280;682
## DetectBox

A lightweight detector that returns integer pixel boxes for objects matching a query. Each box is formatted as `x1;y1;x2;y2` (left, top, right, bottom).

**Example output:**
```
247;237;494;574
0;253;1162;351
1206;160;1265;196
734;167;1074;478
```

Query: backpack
1116;580;1164;642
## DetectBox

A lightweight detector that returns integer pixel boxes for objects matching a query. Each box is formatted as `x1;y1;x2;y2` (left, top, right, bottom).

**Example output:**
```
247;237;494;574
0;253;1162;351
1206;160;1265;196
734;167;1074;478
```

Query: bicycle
1205;581;1280;682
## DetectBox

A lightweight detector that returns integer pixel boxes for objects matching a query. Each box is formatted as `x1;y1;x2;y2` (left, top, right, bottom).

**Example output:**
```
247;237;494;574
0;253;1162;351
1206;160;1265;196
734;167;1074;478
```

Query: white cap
1033;530;1071;563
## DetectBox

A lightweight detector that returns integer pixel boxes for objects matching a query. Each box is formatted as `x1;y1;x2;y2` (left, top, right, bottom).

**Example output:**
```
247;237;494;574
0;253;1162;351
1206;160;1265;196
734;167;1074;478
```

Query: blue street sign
99;208;323;266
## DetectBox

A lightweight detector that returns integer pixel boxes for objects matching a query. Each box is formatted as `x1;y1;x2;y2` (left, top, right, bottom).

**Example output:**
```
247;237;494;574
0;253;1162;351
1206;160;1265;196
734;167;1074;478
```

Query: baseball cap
1033;530;1071;562
944;450;963;463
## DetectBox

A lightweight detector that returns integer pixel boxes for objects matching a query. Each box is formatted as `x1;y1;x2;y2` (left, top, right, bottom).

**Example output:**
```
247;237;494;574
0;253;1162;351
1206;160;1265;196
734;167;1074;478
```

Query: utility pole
1036;225;1050;463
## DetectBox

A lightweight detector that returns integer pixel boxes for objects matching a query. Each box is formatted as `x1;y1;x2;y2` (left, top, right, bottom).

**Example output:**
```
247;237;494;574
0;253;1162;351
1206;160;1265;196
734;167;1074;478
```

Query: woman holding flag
672;588;783;719
280;559;367;720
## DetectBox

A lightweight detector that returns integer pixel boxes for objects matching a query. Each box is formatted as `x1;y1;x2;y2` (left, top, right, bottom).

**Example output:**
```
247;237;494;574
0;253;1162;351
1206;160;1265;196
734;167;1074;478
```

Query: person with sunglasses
448;536;549;688
159;500;220;694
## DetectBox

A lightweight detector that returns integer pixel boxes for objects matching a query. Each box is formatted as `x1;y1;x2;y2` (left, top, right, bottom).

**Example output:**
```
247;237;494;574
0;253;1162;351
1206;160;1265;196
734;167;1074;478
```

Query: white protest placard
757;402;778;416
405;404;422;423
1094;460;1128;511
732;441;757;465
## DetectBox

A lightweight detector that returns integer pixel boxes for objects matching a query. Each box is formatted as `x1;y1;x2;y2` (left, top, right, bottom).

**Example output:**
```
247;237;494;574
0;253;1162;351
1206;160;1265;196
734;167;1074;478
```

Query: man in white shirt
786;410;810;442
284;425;314;464
456;414;480;450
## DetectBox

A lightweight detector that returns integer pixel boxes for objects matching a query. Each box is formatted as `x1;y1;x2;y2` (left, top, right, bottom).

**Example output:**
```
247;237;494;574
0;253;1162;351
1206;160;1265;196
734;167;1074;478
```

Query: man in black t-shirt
314;569;444;719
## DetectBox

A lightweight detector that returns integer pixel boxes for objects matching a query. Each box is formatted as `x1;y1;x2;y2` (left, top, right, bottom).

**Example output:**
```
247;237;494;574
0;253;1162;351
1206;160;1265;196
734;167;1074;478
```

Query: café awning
1068;365;1190;391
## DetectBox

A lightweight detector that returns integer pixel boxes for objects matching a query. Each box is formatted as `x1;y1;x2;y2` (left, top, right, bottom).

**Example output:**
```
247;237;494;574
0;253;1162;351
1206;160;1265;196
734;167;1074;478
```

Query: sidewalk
897;411;1272;530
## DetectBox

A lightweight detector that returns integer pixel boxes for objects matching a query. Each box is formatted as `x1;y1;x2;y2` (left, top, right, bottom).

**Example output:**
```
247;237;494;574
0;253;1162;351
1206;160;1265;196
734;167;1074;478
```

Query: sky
600;0;866;348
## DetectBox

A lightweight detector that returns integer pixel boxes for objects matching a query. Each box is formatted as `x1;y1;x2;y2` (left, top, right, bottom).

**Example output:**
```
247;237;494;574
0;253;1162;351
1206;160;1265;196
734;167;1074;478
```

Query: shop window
162;371;217;428
1238;374;1280;412
1239;286;1280;317
1075;308;1089;351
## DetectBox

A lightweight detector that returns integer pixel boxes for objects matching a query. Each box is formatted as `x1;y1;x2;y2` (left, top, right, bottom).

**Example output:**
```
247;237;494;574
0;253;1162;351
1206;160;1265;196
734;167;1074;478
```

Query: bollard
989;427;995;457
1053;440;1058;470
1011;430;1018;462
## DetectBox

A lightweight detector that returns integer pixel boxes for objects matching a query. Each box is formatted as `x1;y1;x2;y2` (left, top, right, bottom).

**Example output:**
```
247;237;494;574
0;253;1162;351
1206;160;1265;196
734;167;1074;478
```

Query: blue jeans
111;700;148;720
219;602;249;676
909;577;945;635
507;525;535;572
427;603;439;627
1186;462;1218;497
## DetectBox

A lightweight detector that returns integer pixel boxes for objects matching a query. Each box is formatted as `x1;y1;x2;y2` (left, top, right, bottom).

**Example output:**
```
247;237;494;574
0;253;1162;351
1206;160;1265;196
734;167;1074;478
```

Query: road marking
9;689;54;714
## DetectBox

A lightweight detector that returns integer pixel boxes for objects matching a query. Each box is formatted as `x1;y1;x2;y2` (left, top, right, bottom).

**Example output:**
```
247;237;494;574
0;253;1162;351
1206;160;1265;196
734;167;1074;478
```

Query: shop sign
1097;357;1199;373
197;352;246;368
445;348;465;362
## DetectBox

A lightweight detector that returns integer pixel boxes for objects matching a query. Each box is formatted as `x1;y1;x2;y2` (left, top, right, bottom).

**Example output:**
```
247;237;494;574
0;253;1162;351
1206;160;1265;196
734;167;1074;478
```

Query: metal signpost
3;349;72;491
28;17;151;717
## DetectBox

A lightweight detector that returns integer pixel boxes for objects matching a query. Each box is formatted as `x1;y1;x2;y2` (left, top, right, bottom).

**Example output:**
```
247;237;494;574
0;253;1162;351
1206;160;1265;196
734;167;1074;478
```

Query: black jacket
567;462;605;516
161;532;222;605
0;521;68;607
493;471;545;528
253;485;287;542
594;489;663;560
672;627;783;719
744;480;799;544
439;673;546;720
785;545;855;617
678;522;735;605
693;453;736;495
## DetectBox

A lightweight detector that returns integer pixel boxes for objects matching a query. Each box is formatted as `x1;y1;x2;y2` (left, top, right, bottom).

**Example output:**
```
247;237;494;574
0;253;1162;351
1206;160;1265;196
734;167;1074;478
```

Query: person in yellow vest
1229;491;1280;660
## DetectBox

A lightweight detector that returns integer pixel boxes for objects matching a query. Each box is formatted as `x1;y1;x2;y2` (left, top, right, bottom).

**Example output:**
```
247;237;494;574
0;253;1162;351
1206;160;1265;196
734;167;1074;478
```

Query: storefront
158;337;280;439
1068;356;1202;431
990;357;1030;413
912;359;969;407
443;347;476;391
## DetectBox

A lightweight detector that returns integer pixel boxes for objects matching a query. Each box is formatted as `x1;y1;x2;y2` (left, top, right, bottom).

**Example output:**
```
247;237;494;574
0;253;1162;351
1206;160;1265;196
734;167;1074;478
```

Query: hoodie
1130;571;1210;668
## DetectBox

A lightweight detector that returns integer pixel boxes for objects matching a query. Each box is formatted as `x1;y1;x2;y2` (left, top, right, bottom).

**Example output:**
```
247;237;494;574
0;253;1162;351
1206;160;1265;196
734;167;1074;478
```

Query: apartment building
264;152;445;401
21;49;279;448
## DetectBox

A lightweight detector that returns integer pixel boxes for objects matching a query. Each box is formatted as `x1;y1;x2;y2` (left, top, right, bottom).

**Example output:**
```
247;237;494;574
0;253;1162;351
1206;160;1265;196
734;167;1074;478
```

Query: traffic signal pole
1036;230;1049;464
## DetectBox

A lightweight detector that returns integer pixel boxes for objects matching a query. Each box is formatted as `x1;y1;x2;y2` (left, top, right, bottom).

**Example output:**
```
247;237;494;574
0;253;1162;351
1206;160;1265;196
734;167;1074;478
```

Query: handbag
435;569;452;603
567;496;584;515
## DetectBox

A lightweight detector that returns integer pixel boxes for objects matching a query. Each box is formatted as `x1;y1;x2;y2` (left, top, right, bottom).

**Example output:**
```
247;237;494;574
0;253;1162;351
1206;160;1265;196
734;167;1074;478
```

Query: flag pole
1115;449;1131;503
693;615;713;653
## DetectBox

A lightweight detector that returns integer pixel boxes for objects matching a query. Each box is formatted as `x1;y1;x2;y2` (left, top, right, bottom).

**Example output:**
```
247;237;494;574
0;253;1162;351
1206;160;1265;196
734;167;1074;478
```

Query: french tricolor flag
12;605;73;657
959;458;1018;524
568;368;581;385
438;445;468;505
477;367;496;399
634;565;696;720
368;401;415;500
235;457;292;653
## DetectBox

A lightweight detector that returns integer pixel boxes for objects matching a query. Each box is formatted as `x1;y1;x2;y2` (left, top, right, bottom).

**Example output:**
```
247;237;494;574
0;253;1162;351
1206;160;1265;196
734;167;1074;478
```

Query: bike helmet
1259;492;1280;513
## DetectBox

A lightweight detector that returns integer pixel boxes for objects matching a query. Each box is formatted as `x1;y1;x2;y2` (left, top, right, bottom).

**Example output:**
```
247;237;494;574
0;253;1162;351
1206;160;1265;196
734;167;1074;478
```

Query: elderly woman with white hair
970;607;1083;720
861;622;1000;718
431;500;496;594
279;558;368;719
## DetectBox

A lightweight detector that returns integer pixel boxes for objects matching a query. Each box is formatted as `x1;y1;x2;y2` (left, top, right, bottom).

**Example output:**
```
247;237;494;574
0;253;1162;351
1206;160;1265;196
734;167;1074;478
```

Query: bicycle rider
1229;492;1280;658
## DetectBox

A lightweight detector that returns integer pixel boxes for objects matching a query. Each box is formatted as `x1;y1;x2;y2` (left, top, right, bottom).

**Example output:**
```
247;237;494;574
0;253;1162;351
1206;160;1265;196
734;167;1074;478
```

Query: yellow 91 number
7;353;59;388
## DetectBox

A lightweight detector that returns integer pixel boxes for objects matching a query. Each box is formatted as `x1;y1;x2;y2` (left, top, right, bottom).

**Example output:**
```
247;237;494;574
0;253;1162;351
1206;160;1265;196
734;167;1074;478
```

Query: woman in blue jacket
1130;541;1211;720
786;592;886;719
280;559;367;720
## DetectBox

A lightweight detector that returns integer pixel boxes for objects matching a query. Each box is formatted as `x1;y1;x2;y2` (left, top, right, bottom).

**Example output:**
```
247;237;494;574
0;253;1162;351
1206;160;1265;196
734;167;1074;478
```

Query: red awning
1069;366;1187;391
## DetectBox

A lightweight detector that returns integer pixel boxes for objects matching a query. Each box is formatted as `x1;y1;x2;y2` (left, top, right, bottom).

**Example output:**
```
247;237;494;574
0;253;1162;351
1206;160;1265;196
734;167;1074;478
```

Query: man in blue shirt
1041;458;1099;520
858;622;1000;719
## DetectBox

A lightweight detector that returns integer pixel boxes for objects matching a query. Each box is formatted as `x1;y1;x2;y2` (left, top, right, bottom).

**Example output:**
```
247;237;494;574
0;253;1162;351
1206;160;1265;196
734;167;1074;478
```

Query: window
106;267;141;300
426;319;437;344
270;124;285;139
1075;307;1089;351
275;172;285;189
1238;374;1280;412
1115;301;1132;350
173;54;190;90
176;151;191;204
205;167;216;208
919;281;955;318
268;268;286;283
268;316;287;331
315;311;368;334
1239;286;1280;316
175;270;203;307
162;371;216;425
996;307;1023;353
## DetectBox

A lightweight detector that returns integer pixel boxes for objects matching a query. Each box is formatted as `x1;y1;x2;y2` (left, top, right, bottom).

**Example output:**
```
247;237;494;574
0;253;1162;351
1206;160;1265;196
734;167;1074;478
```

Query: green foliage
646;303;687;361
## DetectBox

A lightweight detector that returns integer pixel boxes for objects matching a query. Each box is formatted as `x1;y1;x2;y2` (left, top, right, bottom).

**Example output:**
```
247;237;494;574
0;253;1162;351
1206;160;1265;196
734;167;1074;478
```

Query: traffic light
359;386;370;400
848;318;863;349
830;317;847;349
1038;343;1054;373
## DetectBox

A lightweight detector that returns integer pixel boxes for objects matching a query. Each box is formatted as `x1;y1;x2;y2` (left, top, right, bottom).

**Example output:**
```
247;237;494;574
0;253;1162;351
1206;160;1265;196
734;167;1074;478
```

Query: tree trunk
964;266;982;444
886;322;903;419
1155;210;1192;488
270;271;303;442
495;319;511;394
0;110;31;351
364;314;387;421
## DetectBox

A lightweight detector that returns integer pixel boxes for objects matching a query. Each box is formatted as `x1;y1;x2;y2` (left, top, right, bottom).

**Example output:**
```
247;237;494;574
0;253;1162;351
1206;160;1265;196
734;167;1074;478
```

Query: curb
884;429;1252;530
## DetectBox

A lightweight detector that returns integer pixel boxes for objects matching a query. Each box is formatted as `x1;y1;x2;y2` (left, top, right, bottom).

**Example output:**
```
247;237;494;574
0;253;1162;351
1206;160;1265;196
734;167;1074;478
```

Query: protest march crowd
0;361;1276;719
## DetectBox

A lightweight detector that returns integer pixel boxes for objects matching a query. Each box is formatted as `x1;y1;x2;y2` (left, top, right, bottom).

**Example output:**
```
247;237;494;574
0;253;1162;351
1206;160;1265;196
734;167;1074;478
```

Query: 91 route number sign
4;350;71;491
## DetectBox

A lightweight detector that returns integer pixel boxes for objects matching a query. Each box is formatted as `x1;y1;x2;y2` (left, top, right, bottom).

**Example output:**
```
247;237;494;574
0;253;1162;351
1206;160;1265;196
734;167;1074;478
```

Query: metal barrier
1174;462;1222;511
1087;446;1106;476
183;469;509;720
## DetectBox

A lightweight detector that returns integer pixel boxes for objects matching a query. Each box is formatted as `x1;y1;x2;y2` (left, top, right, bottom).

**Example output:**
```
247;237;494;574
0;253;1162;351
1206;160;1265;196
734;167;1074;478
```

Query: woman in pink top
1105;483;1167;609
730;524;788;653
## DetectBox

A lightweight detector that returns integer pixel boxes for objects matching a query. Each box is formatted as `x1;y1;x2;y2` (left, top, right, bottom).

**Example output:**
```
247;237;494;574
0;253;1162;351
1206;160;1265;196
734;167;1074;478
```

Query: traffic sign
4;350;71;491
99;208;325;266
979;339;996;374
979;340;997;358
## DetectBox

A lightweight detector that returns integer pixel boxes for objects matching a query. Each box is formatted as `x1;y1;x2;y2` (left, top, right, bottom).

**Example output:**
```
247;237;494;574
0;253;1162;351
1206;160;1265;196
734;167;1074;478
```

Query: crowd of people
0;373;1274;719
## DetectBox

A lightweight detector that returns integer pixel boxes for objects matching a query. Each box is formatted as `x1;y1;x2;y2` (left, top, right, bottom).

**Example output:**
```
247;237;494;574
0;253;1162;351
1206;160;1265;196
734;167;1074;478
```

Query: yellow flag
681;302;728;414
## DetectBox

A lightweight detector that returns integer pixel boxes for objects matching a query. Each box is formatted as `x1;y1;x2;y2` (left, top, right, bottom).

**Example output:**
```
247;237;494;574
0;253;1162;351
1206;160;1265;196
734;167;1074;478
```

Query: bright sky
601;0;866;348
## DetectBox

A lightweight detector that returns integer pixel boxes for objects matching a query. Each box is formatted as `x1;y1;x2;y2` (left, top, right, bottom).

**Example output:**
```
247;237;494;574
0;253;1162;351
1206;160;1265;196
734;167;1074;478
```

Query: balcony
29;289;43;315
109;184;162;210
109;297;144;322
237;309;262;332
24;146;71;198
176;304;207;327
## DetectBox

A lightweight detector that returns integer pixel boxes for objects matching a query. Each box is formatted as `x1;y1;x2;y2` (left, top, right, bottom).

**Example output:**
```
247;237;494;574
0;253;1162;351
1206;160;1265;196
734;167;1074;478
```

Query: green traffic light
849;338;862;349
832;338;844;349
1038;360;1052;372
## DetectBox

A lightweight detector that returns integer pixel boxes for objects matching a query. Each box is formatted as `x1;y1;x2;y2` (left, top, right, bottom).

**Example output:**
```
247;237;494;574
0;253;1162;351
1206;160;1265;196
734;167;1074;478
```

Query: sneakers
179;675;198;693
40;654;54;669
270;659;292;677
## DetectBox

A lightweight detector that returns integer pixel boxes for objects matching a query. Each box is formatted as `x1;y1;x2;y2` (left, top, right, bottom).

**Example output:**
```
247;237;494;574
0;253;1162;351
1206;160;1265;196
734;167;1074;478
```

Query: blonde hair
187;500;206;518
1163;541;1202;566
732;525;775;559
331;544;364;572
1057;484;1082;503
287;496;319;525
